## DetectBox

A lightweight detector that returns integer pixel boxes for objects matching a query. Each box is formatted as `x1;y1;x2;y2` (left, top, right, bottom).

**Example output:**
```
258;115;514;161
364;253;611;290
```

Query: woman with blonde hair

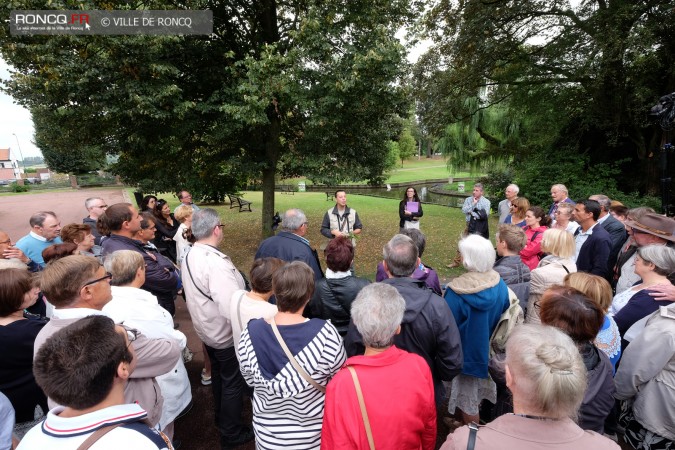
526;228;577;323
564;272;621;370
440;324;619;450
504;197;529;228
173;205;194;267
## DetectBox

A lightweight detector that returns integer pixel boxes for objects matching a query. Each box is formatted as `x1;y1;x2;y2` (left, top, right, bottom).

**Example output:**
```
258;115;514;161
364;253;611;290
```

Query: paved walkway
0;187;130;240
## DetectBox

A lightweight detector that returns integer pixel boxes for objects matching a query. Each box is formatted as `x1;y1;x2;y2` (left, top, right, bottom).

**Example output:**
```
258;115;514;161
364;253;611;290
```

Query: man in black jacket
99;203;179;315
589;194;627;275
345;234;463;404
572;200;612;279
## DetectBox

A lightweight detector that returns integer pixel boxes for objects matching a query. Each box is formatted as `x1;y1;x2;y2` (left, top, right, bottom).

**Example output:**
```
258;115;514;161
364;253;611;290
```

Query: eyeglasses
0;239;11;245
82;272;113;288
95;205;108;209
216;224;225;229
125;328;140;347
303;222;309;227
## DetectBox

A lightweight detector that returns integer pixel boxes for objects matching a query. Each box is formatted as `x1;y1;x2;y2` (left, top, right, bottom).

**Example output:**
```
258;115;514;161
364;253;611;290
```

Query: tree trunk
261;114;281;239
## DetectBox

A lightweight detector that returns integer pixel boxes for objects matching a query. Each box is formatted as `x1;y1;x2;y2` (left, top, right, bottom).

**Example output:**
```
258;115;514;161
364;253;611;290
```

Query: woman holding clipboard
399;187;423;231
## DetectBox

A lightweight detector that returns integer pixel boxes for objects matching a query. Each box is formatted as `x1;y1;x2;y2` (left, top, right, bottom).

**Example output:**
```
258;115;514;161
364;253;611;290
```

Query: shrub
10;182;29;193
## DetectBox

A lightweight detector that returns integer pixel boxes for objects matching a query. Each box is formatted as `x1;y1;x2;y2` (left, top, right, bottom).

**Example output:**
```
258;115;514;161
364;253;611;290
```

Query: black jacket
576;224;612;279
399;200;423;228
101;234;179;301
306;275;371;336
600;214;628;275
345;277;463;388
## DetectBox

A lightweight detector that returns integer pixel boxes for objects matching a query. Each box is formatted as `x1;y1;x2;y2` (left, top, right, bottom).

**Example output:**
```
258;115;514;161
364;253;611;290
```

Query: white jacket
103;286;192;427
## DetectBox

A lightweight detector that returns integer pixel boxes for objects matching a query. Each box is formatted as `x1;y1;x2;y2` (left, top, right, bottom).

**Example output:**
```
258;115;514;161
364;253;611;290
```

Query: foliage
24;168;37;173
415;0;675;195
9;182;29;193
478;167;515;199
397;126;417;164
1;0;413;237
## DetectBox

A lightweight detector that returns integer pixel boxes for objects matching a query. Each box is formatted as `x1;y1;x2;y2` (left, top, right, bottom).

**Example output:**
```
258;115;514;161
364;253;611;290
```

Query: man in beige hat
616;213;675;294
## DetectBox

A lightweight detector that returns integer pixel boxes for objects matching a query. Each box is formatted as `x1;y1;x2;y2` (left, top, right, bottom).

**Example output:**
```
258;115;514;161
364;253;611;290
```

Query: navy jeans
204;345;247;439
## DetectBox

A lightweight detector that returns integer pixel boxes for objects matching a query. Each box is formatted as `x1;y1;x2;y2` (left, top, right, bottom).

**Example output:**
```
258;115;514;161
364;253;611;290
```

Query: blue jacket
255;231;324;280
444;271;510;378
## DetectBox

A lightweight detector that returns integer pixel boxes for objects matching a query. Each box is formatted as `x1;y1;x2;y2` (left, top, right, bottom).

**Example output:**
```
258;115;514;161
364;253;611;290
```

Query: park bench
227;194;252;212
280;185;295;195
325;192;333;201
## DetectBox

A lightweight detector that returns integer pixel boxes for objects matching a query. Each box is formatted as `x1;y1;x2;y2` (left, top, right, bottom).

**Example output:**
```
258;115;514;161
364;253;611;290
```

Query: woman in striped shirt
237;261;346;450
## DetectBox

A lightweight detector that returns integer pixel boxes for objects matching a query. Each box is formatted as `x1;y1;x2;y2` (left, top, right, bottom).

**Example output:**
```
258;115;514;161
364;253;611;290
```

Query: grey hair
351;283;406;349
29;211;57;228
399;228;426;258
191;208;221;240
506;324;587;419
551;184;568;196
281;209;307;231
589;195;611;212
473;183;484;191
637;244;675;277
104;250;144;287
383;234;418;277
85;197;104;209
507;184;519;194
459;234;496;272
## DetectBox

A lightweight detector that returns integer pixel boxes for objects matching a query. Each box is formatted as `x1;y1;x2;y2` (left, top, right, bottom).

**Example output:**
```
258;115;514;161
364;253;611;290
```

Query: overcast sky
0;59;41;158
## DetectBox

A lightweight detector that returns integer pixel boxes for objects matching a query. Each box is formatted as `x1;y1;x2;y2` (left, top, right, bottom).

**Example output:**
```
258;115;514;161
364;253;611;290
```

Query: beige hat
624;213;675;243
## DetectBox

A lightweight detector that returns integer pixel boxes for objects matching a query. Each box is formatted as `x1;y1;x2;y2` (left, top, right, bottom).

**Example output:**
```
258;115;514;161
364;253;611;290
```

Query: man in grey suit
589;195;627;275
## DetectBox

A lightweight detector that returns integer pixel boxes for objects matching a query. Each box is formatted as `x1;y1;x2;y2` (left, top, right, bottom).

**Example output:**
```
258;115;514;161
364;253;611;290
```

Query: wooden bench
227;194;252;212
280;185;295;195
325;192;333;201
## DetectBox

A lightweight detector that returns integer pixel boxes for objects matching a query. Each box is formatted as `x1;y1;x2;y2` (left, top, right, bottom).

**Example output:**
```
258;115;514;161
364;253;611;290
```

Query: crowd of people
0;184;674;450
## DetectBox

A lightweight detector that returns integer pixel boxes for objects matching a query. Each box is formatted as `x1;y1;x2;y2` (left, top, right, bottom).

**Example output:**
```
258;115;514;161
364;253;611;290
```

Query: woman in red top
520;206;551;270
321;283;436;449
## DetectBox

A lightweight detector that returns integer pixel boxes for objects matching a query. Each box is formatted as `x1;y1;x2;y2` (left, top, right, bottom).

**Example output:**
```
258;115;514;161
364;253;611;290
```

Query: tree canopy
415;0;675;196
1;0;413;235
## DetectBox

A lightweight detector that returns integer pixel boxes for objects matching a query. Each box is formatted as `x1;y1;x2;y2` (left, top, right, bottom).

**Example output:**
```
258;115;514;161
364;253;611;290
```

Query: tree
416;0;675;195
1;0;413;236
398;126;417;164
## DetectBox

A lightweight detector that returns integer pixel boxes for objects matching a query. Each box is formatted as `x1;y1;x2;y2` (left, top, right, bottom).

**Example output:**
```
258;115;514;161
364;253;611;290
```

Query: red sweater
321;346;436;450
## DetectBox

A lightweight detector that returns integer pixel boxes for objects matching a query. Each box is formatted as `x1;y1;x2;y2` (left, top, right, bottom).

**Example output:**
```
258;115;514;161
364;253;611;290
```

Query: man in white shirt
181;209;253;449
19;315;171;450
498;184;519;223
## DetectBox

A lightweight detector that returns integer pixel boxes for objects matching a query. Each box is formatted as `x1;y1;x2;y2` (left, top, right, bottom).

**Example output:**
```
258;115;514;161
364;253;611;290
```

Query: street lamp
11;133;27;176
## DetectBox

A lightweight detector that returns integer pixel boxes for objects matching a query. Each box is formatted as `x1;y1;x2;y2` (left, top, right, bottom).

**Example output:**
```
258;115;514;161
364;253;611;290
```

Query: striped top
238;318;346;450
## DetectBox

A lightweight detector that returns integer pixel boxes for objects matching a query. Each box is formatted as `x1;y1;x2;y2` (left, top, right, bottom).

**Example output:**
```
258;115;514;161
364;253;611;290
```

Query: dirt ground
0;187;129;240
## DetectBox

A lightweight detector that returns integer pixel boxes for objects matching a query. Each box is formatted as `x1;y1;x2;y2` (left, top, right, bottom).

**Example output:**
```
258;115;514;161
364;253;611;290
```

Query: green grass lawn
154;190;500;283
280;157;475;187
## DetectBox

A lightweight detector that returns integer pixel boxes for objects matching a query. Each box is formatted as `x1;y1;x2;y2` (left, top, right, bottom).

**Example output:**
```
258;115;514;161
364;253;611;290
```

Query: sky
0;59;41;158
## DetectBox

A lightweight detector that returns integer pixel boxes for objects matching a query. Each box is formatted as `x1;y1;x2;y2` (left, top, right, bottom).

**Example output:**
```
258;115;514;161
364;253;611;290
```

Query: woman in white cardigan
102;250;192;440
526;228;577;323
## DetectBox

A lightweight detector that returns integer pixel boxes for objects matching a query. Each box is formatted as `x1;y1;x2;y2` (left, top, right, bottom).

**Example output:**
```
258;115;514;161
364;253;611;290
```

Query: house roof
36;168;50;174
0;168;16;180
0;149;10;161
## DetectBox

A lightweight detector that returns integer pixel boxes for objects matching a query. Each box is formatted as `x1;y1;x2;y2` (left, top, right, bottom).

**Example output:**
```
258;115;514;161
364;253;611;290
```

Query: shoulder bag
269;318;326;394
347;366;375;450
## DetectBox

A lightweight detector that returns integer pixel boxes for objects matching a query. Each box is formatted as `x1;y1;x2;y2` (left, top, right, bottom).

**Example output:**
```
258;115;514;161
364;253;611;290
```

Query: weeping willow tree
436;97;525;173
